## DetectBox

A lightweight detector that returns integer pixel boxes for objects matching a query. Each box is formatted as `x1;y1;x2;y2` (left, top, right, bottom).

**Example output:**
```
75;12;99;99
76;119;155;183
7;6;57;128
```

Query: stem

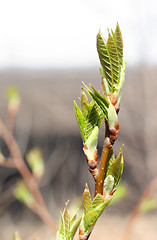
94;120;111;196
122;176;157;240
0;119;57;234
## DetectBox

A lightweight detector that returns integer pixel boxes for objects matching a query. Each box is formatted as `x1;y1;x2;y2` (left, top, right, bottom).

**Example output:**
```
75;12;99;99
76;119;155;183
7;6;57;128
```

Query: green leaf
112;23;123;65
69;216;82;240
74;101;86;142
108;102;118;128
107;147;123;188
97;24;126;99
63;202;70;238
82;197;112;236
103;175;114;197
86;101;102;139
83;184;92;213
104;147;115;179
92;193;104;209
80;87;89;117
57;202;81;240
116;61;127;102
84;126;99;160
106;32;120;90
84;84;109;121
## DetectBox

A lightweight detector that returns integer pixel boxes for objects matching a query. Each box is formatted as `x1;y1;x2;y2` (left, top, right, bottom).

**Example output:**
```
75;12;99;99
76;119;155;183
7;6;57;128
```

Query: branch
0;119;57;234
95;120;111;196
122;176;157;240
95;137;111;196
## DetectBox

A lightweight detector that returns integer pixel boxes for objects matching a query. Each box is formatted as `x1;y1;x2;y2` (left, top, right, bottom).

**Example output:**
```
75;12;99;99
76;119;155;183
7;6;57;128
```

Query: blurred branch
5;86;20;133
0;156;15;168
122;176;157;240
0;119;57;234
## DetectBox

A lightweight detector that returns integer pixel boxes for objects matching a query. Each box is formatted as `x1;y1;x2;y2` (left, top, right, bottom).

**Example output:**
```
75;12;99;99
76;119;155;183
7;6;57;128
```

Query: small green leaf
103;175;114;197
97;24;126;100
57;202;81;240
104;147;115;179
116;61;127;102
74;101;86;142
82;198;112;236
84;84;109;121
84;126;99;160
108;103;118;128
63;202;70;238
86;102;102;139
83;184;92;213
80;87;89;117
69;216;82;240
92;193;104;209
107;147;123;188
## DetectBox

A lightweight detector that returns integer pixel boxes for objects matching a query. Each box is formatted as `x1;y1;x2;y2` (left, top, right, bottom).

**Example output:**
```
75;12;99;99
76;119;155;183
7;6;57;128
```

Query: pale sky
0;0;157;69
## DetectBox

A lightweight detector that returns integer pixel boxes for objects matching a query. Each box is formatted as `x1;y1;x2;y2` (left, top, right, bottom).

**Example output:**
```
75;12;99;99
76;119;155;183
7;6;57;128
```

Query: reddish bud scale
115;102;120;114
83;143;88;150
108;93;118;106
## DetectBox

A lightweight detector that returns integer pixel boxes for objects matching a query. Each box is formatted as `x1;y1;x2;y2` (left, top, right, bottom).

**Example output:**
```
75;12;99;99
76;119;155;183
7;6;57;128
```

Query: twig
6;106;18;133
95;120;111;196
95;137;111;196
0;157;15;168
122;176;157;240
0;119;57;234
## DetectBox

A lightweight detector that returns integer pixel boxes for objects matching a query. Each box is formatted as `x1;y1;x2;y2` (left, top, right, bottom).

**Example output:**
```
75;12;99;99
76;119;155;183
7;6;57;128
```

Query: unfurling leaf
81;185;112;237
57;202;81;240
83;126;99;161
82;197;112;236
107;147;123;188
97;23;126;100
74;88;104;160
74;101;86;142
63;202;70;238
103;175;114;197
83;184;92;213
80;88;89;117
108;102;118;127
84;84;109;121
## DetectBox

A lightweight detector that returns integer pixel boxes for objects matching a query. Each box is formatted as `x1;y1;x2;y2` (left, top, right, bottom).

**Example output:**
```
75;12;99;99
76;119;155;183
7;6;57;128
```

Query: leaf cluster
56;202;82;240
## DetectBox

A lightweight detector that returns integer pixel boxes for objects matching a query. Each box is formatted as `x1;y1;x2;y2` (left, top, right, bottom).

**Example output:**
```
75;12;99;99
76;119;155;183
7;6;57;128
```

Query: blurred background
0;0;157;239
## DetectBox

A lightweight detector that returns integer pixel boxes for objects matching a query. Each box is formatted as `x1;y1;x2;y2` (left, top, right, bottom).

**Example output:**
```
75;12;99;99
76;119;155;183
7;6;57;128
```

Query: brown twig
0;119;57;234
94;120;111;196
95;137;111;196
122;176;157;240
